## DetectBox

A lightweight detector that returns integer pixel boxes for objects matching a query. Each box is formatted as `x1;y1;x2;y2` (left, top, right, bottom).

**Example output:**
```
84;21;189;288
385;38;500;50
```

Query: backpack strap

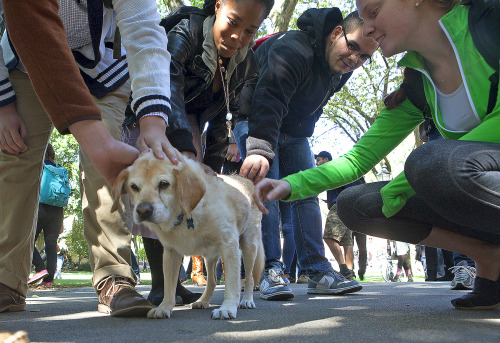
100;0;123;59
103;0;113;8
402;71;431;119
467;0;500;115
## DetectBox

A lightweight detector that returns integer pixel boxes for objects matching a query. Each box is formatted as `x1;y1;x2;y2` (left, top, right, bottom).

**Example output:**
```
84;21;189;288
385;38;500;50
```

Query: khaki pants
0;70;133;296
80;80;137;287
0;70;52;296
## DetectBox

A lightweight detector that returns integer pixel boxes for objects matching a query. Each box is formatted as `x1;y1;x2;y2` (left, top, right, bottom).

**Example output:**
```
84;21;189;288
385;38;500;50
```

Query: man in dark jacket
236;9;378;300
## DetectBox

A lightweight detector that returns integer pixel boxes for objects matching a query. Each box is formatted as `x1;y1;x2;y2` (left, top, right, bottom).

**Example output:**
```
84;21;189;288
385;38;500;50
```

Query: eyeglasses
342;27;373;65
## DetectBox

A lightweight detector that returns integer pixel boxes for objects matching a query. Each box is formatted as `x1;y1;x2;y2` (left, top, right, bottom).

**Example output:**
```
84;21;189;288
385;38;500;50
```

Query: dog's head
111;151;206;228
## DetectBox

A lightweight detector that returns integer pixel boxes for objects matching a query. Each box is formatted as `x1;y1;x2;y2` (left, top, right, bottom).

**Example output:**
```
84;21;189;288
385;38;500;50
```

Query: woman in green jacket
254;0;500;310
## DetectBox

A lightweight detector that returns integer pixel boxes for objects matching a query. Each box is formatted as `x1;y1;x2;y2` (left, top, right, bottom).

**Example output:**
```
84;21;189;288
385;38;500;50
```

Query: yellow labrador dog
111;151;264;320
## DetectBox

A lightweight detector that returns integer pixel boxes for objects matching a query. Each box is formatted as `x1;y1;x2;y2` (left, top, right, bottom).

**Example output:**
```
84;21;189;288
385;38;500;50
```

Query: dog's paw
147;305;174;319
239;299;256;309
211;307;237;320
191;301;210;309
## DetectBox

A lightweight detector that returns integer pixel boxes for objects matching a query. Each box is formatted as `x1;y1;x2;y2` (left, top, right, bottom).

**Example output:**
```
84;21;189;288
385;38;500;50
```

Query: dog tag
186;216;194;229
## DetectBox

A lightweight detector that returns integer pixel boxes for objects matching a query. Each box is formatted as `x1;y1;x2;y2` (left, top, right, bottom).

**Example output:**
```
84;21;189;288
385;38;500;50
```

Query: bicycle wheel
381;259;391;282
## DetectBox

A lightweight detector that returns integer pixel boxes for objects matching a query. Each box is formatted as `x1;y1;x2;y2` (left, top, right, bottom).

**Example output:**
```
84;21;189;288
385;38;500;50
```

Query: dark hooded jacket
242;7;352;162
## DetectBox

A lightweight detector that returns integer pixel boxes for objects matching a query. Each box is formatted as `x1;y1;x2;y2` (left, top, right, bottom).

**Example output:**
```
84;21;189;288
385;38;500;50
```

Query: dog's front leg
147;248;182;319
191;257;217;311
211;242;241;320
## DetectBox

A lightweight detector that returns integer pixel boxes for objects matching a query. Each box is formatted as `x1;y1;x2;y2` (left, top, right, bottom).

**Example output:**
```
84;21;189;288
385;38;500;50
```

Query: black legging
337;139;500;245
32;203;64;282
352;232;367;277
396;254;410;272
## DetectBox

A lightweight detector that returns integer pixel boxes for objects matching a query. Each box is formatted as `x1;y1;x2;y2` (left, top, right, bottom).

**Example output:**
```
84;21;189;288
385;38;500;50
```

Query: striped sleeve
0;78;16;107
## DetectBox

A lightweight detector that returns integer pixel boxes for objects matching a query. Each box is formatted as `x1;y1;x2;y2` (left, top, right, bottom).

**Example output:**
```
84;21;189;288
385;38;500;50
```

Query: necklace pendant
226;112;232;121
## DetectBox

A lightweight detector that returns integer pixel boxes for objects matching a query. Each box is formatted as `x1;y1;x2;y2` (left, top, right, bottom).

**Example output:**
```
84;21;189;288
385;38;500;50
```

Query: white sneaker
450;261;476;290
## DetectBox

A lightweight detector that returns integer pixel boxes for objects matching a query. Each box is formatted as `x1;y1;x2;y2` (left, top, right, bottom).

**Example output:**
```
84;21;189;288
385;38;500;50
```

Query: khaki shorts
323;204;353;246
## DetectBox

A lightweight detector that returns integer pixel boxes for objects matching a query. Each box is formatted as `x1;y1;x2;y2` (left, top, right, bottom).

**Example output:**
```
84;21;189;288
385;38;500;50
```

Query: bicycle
376;253;399;282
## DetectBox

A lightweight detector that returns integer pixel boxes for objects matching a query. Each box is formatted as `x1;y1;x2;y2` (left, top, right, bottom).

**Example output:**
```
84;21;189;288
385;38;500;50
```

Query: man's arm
113;0;183;162
2;0;139;186
0;23;26;154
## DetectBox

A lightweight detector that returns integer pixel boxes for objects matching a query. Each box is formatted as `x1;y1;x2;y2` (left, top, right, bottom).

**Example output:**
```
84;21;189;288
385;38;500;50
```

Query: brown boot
191;256;207;286
96;276;152;317
0;283;26;313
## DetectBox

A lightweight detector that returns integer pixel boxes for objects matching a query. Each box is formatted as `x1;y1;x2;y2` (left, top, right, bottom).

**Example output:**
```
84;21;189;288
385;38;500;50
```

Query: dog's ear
110;168;129;213
173;164;206;214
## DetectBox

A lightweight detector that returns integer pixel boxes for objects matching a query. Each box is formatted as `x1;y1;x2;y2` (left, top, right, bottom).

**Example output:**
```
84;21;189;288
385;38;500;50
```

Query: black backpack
159;6;206;33
407;0;500;118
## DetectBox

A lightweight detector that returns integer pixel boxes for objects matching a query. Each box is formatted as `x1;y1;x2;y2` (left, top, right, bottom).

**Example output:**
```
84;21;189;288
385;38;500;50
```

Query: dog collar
173;212;184;228
173;212;195;230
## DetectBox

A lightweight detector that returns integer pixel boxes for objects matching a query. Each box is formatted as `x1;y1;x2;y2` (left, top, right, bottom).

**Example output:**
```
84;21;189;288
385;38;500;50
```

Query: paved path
1;282;499;342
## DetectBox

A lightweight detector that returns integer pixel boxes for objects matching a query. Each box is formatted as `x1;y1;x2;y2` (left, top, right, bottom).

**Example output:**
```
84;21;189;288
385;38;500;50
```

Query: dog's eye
159;180;170;190
130;183;140;192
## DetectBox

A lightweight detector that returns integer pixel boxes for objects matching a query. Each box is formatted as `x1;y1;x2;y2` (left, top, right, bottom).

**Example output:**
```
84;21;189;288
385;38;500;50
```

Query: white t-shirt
437;83;480;131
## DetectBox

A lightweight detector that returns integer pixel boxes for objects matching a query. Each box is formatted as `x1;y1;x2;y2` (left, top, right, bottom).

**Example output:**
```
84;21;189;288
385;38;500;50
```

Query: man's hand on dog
138;116;184;164
253;178;292;214
240;154;269;184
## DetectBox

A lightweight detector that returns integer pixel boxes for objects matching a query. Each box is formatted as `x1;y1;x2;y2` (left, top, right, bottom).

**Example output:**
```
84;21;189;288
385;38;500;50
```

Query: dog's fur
111;152;264;320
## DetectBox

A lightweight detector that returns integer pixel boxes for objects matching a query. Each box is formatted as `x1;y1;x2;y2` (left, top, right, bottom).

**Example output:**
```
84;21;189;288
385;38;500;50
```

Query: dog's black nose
136;203;153;221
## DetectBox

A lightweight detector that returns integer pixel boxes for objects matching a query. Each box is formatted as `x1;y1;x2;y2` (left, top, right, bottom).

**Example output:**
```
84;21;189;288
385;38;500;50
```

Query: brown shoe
96;276;152;317
0;283;26;313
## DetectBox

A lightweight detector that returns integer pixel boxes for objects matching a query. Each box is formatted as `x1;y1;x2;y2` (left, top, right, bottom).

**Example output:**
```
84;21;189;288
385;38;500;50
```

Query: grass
29;268;426;290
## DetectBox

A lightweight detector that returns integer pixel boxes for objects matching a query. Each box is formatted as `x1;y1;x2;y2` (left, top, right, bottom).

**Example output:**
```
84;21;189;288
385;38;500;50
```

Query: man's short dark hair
315;151;333;161
341;11;364;35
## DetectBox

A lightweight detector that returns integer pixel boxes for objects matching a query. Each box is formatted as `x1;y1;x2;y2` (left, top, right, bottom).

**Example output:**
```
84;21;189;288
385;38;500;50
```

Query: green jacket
283;4;500;217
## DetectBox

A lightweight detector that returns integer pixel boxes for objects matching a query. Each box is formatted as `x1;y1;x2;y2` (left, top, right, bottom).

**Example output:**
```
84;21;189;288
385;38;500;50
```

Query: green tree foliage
49;131;88;261
67;215;89;264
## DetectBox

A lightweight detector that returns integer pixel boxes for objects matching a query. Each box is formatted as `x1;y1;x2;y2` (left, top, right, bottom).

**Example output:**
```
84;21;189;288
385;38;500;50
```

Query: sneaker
451;276;500;310
450;261;476;290
259;268;294;301
28;269;49;285
407;274;414;282
38;281;53;287
341;269;354;281
307;270;362;295
296;274;309;284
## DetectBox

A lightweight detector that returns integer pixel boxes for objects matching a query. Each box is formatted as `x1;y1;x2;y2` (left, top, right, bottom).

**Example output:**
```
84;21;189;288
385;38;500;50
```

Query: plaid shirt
60;0;92;50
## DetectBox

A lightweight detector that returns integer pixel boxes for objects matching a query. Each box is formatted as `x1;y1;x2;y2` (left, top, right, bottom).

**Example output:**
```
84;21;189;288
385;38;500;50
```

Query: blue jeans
234;121;333;276
453;253;475;267
280;201;296;276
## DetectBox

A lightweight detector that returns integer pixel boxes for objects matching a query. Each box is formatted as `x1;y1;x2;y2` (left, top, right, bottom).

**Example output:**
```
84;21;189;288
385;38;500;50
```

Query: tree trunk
161;0;184;12
273;0;299;32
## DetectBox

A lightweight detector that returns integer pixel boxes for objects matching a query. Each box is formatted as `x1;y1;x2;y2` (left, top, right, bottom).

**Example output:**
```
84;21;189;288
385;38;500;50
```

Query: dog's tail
253;238;265;285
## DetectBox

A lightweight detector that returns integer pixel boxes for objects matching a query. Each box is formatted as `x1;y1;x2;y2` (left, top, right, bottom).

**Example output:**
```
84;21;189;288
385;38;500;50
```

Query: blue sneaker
259;268;294;301
308;270;362;295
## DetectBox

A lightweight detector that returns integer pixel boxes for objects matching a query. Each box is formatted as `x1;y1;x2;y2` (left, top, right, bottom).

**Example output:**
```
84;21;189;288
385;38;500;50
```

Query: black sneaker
451;276;500;310
341;269;355;281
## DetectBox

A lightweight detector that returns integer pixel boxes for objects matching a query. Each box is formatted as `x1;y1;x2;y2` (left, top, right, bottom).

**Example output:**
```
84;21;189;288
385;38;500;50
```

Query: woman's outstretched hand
253;178;292;214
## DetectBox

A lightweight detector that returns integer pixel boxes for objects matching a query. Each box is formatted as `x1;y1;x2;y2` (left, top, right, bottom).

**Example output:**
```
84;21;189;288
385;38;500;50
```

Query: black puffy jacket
243;7;352;162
